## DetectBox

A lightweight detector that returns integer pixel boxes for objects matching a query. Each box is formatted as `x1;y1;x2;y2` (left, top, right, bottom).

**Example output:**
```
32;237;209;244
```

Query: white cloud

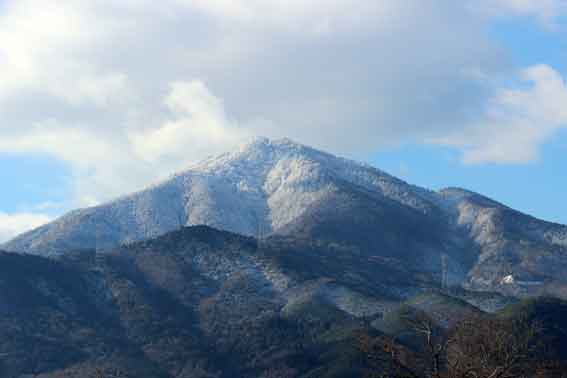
130;81;251;164
0;82;251;206
0;212;52;244
0;0;133;106
0;124;161;206
0;0;564;211
183;0;402;34
434;64;567;164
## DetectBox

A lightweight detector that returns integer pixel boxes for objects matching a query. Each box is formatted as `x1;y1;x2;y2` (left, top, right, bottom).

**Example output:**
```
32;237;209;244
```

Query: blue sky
373;16;567;225
0;154;70;215
0;1;566;241
372;129;567;225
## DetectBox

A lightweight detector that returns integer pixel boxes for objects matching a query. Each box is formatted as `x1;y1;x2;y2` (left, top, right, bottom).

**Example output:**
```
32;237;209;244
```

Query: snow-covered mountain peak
179;137;366;203
0;138;468;254
183;136;407;195
4;138;567;302
4;137;430;254
190;137;318;173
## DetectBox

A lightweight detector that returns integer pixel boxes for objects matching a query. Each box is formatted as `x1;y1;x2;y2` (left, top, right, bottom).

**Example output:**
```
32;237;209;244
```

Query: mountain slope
440;188;567;297
1;226;564;377
0;226;428;378
3;138;567;297
3;137;443;258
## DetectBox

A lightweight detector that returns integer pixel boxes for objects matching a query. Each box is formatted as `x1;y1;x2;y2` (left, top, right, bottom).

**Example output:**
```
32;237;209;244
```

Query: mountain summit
4;137;435;252
4;137;567;296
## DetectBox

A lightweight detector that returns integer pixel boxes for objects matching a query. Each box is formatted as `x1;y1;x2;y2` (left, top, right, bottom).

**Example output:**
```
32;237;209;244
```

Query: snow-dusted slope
4;137;567;298
439;188;567;295
3;137;438;255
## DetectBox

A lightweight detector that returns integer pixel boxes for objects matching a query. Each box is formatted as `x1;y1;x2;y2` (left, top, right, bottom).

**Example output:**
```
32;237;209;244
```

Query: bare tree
446;314;540;378
358;302;567;378
399;308;448;378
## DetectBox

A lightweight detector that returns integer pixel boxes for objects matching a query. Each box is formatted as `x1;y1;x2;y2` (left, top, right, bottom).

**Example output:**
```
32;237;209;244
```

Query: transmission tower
257;220;266;249
441;254;449;291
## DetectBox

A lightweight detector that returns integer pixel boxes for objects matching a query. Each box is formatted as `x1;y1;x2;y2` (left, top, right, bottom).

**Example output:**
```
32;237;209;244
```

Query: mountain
3;137;440;253
3;137;567;297
439;188;567;297
0;226;429;377
0;226;565;377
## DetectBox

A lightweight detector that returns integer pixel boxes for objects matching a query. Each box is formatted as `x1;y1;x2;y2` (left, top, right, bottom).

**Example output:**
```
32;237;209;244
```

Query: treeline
358;297;567;378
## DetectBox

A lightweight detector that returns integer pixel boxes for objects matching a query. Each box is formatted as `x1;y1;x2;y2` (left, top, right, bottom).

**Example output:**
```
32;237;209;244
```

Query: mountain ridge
0;225;565;377
3;137;567;298
2;137;441;253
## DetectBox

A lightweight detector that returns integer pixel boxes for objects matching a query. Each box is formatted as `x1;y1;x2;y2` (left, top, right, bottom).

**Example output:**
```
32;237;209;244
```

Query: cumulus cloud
0;0;565;210
434;65;567;164
129;81;251;165
0;82;251;206
0;0;134;106
0;212;52;243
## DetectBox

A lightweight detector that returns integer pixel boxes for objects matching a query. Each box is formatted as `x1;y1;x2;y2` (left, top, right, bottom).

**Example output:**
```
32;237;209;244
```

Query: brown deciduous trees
446;314;539;378
359;311;561;378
